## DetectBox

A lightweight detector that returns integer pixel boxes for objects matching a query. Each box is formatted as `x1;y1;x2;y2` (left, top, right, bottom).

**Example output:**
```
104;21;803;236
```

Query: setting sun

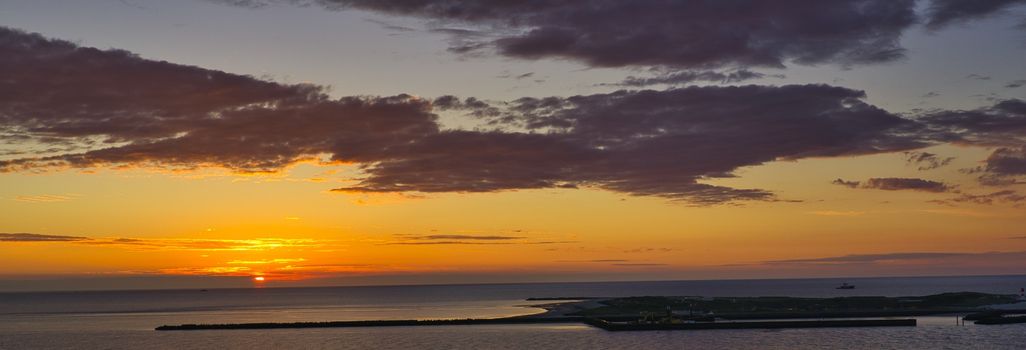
253;276;266;282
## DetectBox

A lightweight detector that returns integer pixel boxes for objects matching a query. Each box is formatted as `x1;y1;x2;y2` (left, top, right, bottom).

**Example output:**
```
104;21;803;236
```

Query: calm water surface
2;275;1025;349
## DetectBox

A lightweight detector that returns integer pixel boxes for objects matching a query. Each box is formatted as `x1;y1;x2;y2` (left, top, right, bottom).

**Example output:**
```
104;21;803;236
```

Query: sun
253;276;266;282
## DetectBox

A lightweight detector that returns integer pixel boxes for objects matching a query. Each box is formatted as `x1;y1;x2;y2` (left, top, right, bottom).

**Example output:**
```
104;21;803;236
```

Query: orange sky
3;145;1025;291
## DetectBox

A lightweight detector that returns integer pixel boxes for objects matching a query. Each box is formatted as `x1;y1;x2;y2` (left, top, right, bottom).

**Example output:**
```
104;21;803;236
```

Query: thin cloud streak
382;240;575;246
763;251;1026;265
0;232;326;252
13;194;79;203
0;233;89;242
832;177;953;192
404;234;525;241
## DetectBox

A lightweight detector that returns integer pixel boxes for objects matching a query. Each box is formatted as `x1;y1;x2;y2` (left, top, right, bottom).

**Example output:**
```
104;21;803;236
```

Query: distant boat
836;283;855;290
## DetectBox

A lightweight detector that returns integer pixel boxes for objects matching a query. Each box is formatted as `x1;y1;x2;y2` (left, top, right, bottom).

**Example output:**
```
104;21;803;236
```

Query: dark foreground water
2;275;1025;349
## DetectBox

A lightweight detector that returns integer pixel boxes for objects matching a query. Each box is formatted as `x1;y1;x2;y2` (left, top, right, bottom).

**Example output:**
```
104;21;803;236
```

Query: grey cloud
904;151;954;170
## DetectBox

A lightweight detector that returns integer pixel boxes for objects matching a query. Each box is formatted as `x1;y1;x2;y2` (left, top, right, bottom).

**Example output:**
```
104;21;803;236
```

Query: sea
1;275;1025;349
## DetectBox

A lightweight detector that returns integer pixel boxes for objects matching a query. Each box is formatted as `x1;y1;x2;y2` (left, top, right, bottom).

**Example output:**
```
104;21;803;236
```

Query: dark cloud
833;177;952;192
925;0;1026;29
339;85;926;204
965;74;992;80
0;233;89;242
904;151;954;170
3;26;999;205
242;0;918;70
1006;80;1026;88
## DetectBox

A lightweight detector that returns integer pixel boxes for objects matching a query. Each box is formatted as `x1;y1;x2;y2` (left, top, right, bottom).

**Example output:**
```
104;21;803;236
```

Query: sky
1;0;1025;291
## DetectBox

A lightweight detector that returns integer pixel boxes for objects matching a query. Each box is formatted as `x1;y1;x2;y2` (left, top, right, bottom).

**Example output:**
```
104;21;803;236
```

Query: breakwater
584;318;916;331
157;316;917;332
